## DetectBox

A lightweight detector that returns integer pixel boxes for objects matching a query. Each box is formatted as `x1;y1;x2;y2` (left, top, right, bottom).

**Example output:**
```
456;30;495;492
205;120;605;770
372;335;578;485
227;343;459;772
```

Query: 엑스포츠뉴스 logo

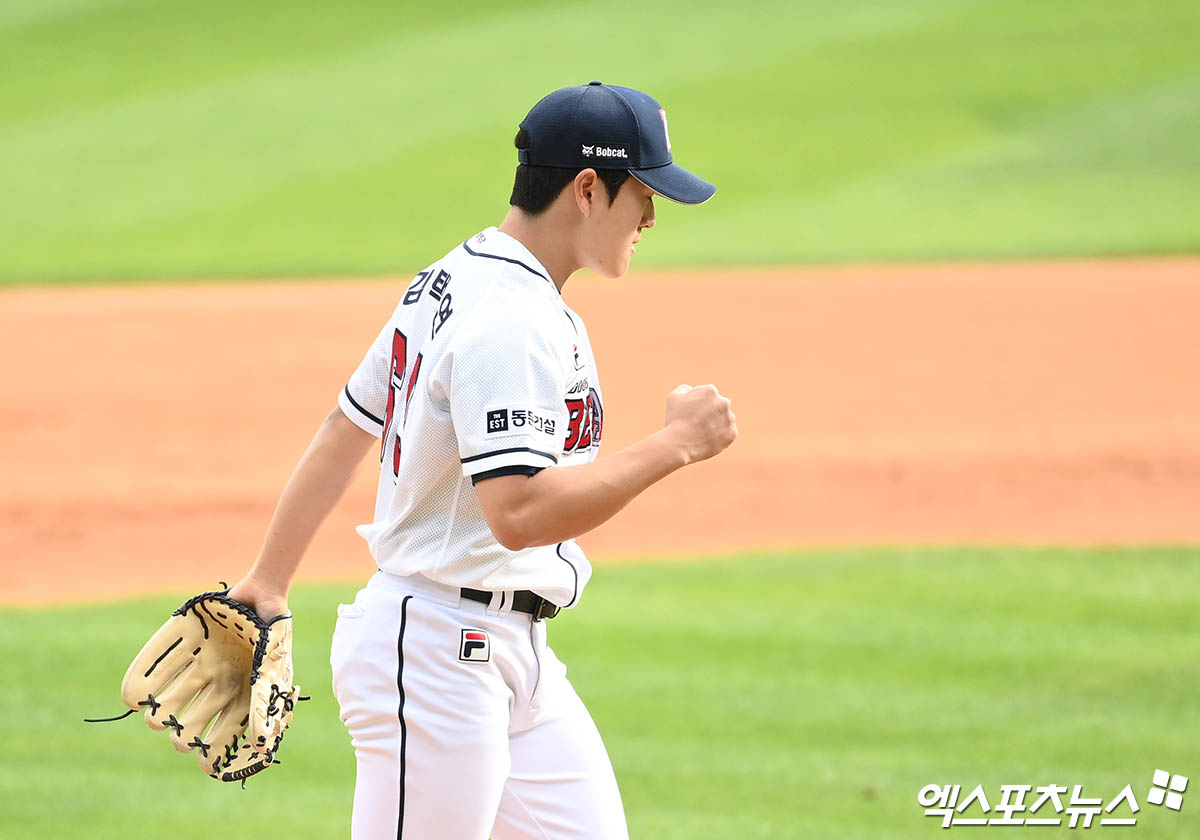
917;768;1188;829
1148;769;1188;811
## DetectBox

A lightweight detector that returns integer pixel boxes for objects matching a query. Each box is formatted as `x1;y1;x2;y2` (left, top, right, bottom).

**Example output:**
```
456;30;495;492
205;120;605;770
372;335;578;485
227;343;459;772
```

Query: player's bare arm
475;383;736;550
228;407;375;616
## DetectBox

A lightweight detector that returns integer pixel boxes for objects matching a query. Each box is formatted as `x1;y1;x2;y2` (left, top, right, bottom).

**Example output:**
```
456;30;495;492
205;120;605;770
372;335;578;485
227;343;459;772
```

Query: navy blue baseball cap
517;81;716;205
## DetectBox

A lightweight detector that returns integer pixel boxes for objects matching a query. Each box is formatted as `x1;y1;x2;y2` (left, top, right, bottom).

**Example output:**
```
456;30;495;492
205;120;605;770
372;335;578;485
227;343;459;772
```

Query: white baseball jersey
337;227;604;609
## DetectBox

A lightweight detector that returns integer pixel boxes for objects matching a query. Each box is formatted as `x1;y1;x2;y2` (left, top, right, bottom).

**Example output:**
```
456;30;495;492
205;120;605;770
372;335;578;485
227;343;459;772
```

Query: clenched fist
663;384;738;465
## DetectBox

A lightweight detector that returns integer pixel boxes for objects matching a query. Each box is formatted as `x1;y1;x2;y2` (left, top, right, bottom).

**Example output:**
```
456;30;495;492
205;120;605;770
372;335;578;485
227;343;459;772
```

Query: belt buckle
532;597;560;621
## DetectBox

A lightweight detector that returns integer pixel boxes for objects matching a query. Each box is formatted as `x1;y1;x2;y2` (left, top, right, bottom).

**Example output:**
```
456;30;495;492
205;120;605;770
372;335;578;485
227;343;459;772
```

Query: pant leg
331;585;515;840
491;645;629;840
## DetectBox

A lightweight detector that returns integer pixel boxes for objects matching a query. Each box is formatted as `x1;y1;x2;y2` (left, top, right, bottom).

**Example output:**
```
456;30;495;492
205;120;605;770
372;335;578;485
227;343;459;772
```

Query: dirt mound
3;258;1198;604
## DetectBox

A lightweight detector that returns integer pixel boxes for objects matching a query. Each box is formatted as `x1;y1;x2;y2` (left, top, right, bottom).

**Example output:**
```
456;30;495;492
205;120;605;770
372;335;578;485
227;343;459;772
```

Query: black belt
460;588;561;621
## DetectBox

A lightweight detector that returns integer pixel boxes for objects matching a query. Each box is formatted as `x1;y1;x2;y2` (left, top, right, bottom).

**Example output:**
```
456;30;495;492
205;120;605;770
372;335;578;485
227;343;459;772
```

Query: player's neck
497;208;577;293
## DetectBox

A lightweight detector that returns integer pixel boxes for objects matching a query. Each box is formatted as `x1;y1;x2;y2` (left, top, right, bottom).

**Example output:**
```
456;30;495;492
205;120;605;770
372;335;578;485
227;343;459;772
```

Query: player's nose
641;203;656;230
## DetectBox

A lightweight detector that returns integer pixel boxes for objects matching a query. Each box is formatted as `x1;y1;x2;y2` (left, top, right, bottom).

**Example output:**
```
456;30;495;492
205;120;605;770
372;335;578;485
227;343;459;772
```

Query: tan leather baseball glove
88;587;302;784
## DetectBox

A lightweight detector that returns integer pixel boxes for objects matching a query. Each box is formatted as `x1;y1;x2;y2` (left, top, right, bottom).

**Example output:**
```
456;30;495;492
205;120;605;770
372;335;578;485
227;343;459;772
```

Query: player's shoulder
448;228;570;333
457;229;556;295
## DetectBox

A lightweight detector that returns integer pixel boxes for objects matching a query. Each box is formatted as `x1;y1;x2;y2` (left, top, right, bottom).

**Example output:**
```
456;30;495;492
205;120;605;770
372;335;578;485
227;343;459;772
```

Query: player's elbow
490;519;533;552
484;506;548;551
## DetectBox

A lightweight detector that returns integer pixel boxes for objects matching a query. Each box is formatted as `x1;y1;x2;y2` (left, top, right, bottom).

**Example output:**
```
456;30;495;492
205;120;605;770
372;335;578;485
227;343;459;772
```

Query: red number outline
564;398;586;451
382;329;423;476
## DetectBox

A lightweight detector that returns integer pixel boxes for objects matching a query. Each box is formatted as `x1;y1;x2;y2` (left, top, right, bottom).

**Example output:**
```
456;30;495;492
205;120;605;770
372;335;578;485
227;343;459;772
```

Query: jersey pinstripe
337;228;603;608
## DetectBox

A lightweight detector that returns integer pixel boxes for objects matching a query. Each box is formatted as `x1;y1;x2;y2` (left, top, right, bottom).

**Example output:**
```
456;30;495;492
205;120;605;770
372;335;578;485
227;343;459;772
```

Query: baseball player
226;82;736;838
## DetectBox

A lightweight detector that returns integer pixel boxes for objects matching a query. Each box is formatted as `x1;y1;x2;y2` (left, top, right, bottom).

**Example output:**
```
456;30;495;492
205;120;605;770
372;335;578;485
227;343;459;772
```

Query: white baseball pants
330;571;629;839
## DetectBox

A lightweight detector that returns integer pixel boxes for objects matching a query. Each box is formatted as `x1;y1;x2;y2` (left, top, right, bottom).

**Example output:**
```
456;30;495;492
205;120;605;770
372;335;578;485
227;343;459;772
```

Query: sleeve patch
485;406;558;437
487;409;509;433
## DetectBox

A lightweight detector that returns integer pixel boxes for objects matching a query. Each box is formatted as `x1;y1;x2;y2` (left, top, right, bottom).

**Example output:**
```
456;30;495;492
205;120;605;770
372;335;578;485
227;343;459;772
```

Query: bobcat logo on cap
659;108;672;152
582;144;627;159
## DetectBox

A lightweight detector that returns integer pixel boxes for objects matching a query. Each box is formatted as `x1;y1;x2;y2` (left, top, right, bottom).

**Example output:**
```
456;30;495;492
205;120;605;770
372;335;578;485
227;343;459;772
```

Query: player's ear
572;169;598;218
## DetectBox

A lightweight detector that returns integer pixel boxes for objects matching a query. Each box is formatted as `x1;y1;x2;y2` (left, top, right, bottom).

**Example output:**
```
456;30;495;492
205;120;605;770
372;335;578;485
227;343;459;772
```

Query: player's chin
590;245;636;279
593;259;631;280
612;250;636;278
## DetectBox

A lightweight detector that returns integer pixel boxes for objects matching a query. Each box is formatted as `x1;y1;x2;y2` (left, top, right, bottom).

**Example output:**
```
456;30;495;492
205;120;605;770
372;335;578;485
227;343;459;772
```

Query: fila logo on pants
459;629;490;663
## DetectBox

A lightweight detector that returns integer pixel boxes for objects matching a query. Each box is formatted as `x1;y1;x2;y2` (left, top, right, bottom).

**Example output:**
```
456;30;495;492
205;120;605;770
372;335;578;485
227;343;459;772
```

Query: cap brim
630;163;716;206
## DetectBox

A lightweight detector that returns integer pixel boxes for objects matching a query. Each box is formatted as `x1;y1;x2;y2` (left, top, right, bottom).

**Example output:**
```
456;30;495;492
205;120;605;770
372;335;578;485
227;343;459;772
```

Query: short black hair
509;128;630;215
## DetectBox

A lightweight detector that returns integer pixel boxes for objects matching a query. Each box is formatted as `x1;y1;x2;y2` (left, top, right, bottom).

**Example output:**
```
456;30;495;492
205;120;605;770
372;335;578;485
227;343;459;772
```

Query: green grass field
1;0;1198;281
3;548;1196;839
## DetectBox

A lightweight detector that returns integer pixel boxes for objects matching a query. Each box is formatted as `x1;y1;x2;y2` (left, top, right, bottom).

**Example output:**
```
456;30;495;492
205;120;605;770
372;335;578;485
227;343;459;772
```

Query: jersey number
564;388;603;453
382;328;423;477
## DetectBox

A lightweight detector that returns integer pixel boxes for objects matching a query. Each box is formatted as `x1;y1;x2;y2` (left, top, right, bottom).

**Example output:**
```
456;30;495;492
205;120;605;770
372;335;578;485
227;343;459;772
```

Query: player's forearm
245;409;375;595
484;428;688;550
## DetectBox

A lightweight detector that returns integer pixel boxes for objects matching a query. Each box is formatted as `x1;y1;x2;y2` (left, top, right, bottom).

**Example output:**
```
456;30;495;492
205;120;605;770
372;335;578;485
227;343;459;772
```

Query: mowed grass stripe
1;0;1198;280
1;547;1195;839
650;0;1200;265
0;0;811;278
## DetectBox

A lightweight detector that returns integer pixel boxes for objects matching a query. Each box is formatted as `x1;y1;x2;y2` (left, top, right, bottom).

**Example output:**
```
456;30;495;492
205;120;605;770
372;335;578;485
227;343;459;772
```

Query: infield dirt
3;258;1199;604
